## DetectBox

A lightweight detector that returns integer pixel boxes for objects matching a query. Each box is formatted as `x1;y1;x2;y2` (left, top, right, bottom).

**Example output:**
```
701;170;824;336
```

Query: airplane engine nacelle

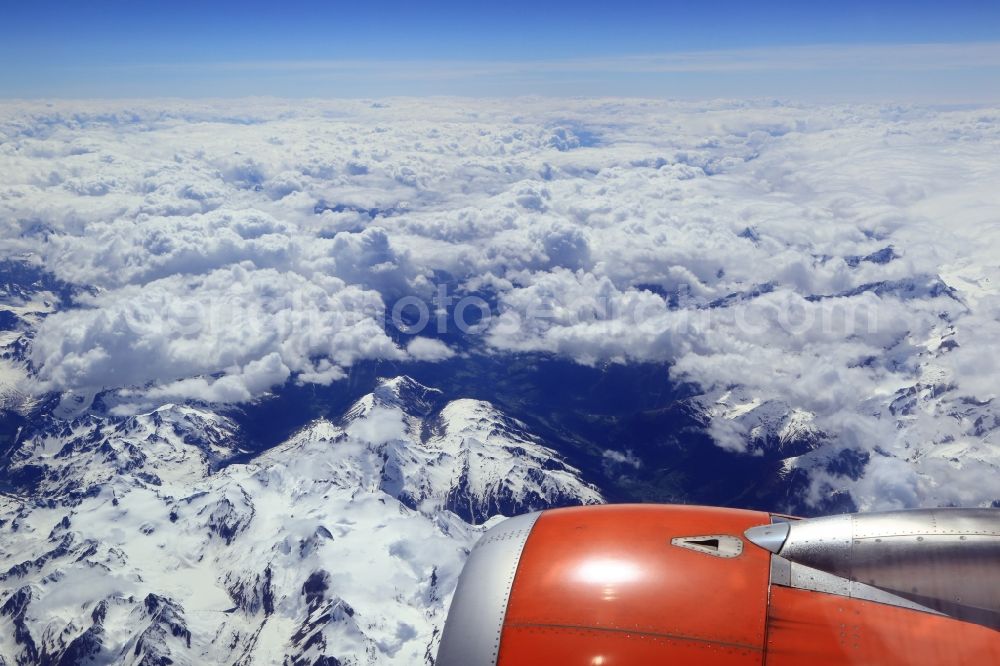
436;504;1000;666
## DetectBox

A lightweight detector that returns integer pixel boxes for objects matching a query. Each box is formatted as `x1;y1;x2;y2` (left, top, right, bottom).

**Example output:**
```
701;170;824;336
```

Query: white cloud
2;97;1000;508
345;405;409;445
406;337;456;361
30;265;403;407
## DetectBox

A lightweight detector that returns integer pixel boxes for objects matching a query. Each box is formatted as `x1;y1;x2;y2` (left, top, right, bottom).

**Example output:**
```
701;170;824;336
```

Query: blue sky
2;0;999;99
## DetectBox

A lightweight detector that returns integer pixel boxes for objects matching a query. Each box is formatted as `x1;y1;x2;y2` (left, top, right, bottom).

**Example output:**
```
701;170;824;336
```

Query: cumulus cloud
30;265;404;407
2;98;1000;508
345;405;409;445
406;337;456;361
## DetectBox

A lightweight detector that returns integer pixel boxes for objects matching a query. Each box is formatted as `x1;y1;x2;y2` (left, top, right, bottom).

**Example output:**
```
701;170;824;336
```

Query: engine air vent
671;534;744;558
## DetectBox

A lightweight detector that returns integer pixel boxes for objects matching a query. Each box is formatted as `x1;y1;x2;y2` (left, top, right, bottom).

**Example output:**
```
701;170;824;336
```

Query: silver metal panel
769;552;792;587
788;557;850;597
772;508;1000;627
777;513;853;572
436;511;542;666
845;578;941;615
770;554;941;614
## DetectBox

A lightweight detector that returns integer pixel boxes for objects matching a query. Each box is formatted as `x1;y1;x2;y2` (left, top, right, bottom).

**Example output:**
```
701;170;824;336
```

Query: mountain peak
345;375;444;421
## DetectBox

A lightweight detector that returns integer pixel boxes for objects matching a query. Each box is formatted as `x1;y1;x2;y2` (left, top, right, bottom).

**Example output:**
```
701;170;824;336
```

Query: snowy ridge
701;319;1000;511
333;376;601;523
706;387;825;457
6;405;239;501
0;376;602;665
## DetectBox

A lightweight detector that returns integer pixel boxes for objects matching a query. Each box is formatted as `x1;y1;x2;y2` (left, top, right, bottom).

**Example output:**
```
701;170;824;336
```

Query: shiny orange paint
765;585;1000;665
497;504;773;666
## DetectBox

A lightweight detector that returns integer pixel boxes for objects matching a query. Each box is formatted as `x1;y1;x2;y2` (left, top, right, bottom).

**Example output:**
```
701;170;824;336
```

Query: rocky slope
0;376;601;665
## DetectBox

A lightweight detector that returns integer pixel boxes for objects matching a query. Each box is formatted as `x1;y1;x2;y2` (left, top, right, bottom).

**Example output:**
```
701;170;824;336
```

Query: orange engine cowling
436;504;1000;666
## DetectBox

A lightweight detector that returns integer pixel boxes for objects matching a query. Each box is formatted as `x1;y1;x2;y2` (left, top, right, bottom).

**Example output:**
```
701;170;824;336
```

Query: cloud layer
2;98;999;508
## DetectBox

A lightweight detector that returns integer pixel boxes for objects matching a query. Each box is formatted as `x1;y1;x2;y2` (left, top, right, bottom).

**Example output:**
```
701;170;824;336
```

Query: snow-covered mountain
695;300;1000;513
0;376;601;665
2;98;1000;664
